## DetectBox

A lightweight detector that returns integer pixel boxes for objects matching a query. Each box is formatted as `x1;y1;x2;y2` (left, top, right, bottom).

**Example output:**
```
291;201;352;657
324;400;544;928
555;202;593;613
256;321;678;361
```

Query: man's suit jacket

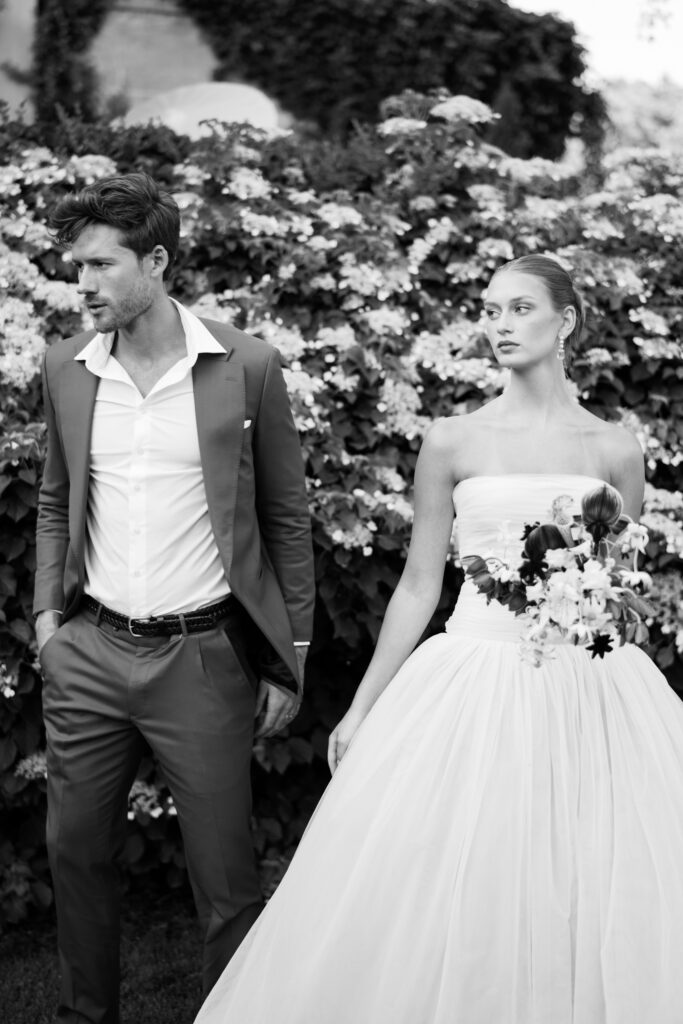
33;316;316;694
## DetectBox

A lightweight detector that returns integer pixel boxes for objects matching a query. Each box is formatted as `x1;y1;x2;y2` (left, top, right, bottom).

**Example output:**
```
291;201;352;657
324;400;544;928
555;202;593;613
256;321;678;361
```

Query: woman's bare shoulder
580;409;644;479
422;405;498;476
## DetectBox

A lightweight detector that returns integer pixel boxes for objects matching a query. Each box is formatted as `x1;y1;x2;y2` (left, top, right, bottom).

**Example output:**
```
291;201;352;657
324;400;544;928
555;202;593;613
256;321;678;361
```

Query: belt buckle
128;616;154;637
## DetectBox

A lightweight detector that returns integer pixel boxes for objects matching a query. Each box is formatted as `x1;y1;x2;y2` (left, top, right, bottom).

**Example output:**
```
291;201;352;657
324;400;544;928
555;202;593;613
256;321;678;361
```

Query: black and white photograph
0;2;682;1022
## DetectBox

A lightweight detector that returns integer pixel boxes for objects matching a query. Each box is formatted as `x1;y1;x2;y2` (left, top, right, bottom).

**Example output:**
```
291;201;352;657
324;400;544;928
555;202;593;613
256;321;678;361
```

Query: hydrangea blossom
377;117;427;136
429;95;496;126
317;203;365;230
358;307;410;336
14;751;48;780
223;167;273;201
376;378;429;440
0;297;47;390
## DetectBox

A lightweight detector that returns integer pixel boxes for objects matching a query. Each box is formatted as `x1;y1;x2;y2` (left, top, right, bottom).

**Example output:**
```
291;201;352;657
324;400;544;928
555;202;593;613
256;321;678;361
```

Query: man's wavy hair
49;172;180;279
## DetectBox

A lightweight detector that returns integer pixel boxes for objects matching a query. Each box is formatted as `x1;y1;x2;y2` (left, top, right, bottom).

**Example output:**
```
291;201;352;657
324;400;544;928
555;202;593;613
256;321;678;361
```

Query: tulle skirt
195;589;683;1023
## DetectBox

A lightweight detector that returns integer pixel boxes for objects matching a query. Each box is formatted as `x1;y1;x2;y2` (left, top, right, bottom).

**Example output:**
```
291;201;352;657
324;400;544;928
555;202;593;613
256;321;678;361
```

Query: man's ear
148;245;169;278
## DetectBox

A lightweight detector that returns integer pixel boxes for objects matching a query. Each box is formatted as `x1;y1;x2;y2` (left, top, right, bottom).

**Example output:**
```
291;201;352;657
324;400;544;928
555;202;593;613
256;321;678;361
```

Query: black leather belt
81;594;236;637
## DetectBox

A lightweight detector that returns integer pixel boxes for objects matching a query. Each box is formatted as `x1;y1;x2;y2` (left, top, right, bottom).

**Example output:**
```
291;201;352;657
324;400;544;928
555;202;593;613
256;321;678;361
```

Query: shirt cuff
293;641;310;647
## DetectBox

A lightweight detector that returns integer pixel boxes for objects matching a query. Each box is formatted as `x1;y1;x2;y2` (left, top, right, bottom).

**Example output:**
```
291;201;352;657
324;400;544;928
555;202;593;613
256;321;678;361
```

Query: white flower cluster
2;213;53;253
240;211;287;237
581;347;631;369
376;377;429;440
477;237;514;262
633;337;683;361
338;255;389;297
620;410;683;471
629;307;670;336
467;185;508;222
500;155;572;185
429;95;496;126
173;162;211;188
34;278;82;314
647;571;683;654
321;366;361;393
629;194;683;242
315;324;358;352
352;485;414;525
0;662;17;699
14;751;48;780
317;203;365;230
0;296;46;390
0;164;23;199
377;117;427;136
407;216;457;272
189;292;240;323
65;154;118;184
127;780;176;821
358;307;410;336
223;167;273;201
252;318;307;362
329;520;377;556
641;510;683;557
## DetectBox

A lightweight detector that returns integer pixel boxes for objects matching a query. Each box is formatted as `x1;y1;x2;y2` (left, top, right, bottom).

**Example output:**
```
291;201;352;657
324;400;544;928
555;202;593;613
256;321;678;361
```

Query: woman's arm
608;425;645;522
328;419;459;770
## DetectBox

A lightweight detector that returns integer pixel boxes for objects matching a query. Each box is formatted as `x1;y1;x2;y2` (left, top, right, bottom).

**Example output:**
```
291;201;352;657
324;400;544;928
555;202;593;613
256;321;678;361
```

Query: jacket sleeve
252;348;315;643
33;353;70;616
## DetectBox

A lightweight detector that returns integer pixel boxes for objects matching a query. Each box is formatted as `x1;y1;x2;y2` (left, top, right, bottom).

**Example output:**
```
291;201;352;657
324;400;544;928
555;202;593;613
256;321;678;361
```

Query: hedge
1;90;682;926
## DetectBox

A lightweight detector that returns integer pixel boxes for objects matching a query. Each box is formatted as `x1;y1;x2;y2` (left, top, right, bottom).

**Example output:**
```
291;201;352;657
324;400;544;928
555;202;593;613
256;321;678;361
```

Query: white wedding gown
196;475;683;1024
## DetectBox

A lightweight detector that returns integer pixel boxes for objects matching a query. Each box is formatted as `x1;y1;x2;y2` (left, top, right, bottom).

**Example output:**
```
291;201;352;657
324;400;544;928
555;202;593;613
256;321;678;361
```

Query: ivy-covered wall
1;90;681;926
32;0;605;159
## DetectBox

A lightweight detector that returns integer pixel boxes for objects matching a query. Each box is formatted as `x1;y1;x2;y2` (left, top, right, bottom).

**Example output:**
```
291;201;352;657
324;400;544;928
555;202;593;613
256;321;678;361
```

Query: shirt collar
74;298;225;373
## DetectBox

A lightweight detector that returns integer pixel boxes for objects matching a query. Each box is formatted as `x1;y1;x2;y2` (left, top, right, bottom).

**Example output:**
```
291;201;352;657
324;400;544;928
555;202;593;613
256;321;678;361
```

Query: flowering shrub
1;91;682;925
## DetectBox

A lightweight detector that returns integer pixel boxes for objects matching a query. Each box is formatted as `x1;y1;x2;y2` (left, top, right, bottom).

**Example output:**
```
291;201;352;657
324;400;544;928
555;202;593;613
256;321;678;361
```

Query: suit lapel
193;352;245;580
56;359;98;565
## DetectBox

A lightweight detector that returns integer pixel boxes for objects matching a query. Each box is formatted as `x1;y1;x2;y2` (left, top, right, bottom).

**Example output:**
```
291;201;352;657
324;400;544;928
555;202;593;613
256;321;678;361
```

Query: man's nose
76;267;96;294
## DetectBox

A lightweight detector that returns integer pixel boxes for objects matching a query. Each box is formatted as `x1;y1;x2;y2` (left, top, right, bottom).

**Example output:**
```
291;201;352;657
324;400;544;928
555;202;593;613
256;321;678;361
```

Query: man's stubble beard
92;281;155;334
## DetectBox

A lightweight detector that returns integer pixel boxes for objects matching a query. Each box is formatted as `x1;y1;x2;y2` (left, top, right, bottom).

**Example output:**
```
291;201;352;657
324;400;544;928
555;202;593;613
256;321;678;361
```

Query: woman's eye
515;305;530;314
484;309;499;320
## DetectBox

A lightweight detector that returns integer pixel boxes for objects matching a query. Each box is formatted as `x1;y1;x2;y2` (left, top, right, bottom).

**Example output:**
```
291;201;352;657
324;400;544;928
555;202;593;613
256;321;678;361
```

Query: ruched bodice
447;474;606;642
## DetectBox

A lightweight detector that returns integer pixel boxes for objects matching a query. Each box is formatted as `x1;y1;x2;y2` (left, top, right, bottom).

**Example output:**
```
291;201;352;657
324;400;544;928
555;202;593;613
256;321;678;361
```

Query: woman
195;255;683;1023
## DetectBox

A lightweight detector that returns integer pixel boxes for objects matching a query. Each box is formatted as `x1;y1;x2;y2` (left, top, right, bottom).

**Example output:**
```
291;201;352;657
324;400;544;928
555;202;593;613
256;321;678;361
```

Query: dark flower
581;484;624;550
522;523;570;569
520;521;540;541
587;633;614;659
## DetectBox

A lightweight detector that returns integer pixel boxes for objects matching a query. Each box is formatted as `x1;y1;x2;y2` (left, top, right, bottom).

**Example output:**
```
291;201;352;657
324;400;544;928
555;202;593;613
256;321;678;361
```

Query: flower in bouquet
464;483;654;666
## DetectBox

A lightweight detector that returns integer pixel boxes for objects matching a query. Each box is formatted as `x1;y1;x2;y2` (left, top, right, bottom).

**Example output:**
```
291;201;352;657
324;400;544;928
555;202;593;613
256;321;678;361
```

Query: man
33;172;315;1024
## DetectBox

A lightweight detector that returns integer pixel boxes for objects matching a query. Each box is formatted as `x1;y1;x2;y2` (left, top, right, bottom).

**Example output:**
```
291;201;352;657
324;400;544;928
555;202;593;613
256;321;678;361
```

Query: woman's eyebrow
483;295;536;307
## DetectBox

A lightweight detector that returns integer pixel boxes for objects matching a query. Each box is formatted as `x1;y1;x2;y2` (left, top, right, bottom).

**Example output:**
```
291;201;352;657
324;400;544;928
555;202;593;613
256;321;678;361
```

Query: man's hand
254;681;300;738
35;609;62;656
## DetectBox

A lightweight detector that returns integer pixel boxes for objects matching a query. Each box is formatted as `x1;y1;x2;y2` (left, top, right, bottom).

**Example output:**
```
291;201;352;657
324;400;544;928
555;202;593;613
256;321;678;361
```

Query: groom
33;171;315;1024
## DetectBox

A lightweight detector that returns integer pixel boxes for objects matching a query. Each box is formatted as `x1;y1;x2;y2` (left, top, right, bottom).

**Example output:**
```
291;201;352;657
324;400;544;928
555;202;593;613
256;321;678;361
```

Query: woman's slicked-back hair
492;254;586;359
48;172;180;278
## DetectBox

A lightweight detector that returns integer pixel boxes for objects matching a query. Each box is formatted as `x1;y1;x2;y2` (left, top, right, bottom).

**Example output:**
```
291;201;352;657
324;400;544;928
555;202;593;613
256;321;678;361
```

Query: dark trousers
40;609;264;1024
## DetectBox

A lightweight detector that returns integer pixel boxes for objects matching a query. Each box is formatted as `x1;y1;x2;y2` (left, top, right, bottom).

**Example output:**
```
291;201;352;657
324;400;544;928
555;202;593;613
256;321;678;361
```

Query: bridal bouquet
464;484;654;666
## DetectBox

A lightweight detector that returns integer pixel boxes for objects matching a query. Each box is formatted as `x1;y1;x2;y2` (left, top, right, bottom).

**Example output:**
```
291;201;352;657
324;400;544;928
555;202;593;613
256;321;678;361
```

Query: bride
194;255;683;1023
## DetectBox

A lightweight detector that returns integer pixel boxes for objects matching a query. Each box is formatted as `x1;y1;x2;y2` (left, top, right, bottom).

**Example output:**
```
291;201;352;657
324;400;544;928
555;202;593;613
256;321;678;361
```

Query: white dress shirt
76;300;230;617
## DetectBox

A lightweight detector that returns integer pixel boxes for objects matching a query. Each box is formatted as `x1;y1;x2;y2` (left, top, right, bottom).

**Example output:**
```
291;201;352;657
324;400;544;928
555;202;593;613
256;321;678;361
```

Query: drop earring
557;333;566;361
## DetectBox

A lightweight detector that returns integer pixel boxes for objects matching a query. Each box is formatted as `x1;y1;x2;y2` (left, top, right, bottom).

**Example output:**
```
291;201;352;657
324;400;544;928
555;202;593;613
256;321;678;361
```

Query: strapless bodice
446;474;607;641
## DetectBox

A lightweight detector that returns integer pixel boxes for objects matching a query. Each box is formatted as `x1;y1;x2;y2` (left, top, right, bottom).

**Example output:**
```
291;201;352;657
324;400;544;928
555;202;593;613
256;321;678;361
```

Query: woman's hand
327;706;368;775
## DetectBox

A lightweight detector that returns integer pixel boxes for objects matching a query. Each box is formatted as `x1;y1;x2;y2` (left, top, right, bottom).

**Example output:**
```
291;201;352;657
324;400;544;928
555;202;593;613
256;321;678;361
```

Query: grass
0;886;205;1024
